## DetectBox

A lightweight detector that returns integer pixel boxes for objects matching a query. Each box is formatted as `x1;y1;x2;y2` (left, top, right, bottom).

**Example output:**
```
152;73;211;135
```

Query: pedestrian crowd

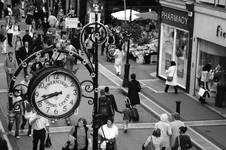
0;1;194;150
143;113;192;150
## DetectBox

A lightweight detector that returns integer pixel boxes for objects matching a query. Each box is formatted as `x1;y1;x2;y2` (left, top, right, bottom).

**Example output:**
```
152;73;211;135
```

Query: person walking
0;129;9;150
98;89;115;125
143;128;161;150
19;41;32;74
172;126;192;150
155;113;172;150
8;89;22;138
98;118;118;150
127;73;141;106
4;52;18;87
14;35;23;64
165;61;178;94
104;86;120;119
170;112;185;149
67;118;92;150
85;34;94;63
113;45;124;76
19;74;32;136
0;24;7;54
29;112;50;150
0;0;4;19
6;21;13;47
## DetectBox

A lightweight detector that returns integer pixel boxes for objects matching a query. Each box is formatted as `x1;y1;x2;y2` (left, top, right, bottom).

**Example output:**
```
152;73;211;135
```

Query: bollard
176;101;181;114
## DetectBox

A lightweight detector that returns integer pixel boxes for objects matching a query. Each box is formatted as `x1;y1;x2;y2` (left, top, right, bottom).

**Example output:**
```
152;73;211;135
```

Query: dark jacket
19;46;32;61
106;94;119;114
72;126;89;150
173;134;192;150
22;34;33;46
128;79;141;106
0;137;9;150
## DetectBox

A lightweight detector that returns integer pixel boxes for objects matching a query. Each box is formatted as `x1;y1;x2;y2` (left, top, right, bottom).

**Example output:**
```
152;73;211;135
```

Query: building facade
158;0;194;91
190;3;226;99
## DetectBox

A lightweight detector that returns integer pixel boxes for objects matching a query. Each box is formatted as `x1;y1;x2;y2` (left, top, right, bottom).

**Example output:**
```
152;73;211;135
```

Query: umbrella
135;11;158;20
111;9;140;21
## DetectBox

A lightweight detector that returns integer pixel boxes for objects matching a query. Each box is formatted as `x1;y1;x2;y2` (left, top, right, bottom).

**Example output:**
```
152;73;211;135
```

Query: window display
159;24;189;88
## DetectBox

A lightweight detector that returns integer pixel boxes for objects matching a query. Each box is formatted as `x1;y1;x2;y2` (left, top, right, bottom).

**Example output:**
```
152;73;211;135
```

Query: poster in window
165;53;172;70
177;57;184;78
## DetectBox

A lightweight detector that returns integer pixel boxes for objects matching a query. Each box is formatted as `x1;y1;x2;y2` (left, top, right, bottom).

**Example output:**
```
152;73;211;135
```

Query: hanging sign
65;18;80;28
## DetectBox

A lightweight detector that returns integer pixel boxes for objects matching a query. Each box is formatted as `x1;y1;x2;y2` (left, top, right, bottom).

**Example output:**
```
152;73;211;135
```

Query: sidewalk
98;54;226;150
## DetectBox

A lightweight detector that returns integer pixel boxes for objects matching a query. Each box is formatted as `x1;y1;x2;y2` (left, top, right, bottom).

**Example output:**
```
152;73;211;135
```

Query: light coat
155;114;172;149
165;65;177;86
170;120;185;147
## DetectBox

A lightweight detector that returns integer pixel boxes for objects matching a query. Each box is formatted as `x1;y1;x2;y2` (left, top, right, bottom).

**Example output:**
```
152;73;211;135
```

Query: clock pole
93;2;100;150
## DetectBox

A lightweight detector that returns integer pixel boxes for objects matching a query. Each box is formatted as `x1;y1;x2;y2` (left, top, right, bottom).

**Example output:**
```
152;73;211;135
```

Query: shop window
159;24;189;89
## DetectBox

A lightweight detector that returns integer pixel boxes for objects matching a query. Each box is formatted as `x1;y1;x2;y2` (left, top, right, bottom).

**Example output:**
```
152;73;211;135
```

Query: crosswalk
0;63;226;150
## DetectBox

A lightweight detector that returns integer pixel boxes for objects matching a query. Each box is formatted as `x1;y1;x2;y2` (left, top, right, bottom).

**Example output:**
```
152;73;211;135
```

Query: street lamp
92;2;99;150
122;1;131;88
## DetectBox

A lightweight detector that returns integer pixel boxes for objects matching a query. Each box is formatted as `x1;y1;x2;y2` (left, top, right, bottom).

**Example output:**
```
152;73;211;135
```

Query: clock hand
38;91;63;103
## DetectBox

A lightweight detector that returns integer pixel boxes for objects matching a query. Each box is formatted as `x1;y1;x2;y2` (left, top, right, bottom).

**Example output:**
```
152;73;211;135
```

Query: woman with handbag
143;128;161;150
65;118;91;150
155;114;172;150
172;126;192;150
98;117;118;150
165;61;178;94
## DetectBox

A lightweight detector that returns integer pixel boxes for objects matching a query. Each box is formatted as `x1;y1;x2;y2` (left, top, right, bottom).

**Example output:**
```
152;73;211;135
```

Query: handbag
178;135;181;150
45;133;52;148
198;87;206;97
142;136;155;150
101;127;115;150
166;67;176;82
167;76;173;81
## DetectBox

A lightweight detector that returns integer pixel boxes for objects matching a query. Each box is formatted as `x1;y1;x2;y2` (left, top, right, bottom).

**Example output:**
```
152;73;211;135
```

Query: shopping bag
198;88;206;97
167;76;173;81
45;133;52;148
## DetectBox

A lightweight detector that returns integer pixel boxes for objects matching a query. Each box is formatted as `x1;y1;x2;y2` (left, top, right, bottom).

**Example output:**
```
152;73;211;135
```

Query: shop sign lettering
161;7;189;30
162;11;188;25
216;25;226;38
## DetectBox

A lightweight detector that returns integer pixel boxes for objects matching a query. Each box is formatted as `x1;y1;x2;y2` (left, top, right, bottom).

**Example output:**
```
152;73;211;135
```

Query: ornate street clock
28;67;82;119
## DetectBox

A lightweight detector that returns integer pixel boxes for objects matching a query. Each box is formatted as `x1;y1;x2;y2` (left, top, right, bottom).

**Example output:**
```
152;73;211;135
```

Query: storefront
158;5;193;90
190;6;226;106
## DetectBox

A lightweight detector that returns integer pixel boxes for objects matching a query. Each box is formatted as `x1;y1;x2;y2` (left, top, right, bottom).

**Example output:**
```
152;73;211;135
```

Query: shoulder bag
167;67;176;82
45;133;52;148
178;135;181;150
101;127;115;150
142;136;155;150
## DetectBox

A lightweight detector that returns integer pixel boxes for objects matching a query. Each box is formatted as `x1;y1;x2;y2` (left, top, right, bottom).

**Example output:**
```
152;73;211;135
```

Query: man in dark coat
22;30;33;46
128;73;141;106
19;41;32;74
0;1;4;19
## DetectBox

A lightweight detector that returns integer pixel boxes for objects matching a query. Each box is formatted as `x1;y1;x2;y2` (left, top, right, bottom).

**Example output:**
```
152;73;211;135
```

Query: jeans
21;115;32;135
33;129;46;150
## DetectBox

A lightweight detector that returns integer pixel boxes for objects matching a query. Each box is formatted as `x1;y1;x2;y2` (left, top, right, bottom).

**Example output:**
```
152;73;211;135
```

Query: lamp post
122;3;131;87
92;2;99;150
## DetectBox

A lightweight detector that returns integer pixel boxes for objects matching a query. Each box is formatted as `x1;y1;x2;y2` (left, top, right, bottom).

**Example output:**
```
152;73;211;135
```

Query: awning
111;9;140;21
135;11;158;20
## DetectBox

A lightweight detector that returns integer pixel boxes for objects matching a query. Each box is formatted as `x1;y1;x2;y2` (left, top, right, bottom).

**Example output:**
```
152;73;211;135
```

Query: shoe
8;131;13;135
16;136;20;139
124;129;127;133
27;134;32;137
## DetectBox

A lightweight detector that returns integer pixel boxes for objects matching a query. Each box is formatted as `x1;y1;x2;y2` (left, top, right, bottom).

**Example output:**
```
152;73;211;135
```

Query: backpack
98;96;113;116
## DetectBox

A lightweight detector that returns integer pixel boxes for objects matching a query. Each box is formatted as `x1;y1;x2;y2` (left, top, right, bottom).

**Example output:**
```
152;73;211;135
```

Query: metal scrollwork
79;22;108;67
80;80;94;105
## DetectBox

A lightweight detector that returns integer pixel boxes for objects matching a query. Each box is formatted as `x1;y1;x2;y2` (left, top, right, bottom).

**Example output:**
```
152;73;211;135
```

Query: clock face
32;70;81;118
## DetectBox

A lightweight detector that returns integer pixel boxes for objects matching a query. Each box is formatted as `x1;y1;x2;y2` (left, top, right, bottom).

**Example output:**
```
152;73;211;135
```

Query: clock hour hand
38;91;63;103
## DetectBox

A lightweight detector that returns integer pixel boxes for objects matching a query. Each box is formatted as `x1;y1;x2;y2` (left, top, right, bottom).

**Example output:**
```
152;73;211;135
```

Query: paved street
0;18;226;150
